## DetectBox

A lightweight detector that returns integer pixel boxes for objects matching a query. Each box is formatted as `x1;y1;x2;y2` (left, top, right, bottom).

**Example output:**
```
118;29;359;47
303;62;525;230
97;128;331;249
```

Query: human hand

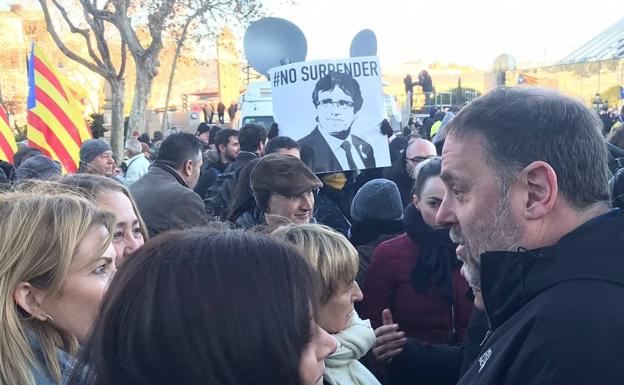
372;309;406;364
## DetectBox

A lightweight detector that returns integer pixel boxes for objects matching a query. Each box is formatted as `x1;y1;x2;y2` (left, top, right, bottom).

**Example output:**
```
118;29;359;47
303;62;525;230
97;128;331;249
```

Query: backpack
203;167;239;219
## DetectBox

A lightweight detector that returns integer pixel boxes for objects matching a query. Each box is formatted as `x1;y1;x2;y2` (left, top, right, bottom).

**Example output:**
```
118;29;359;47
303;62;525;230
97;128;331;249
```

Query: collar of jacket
481;209;624;330
26;328;74;385
203;158;228;173
150;161;190;188
236;151;259;162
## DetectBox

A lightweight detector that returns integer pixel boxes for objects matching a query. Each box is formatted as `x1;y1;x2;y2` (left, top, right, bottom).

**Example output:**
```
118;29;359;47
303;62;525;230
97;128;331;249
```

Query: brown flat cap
251;153;322;196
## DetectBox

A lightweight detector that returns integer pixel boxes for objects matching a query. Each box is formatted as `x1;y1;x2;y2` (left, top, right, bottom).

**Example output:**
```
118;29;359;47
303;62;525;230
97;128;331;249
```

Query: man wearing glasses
384;137;437;207
299;71;375;173
250;153;323;232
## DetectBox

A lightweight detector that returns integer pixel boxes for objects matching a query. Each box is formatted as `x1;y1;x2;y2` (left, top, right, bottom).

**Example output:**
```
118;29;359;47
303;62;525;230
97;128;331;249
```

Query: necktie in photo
340;140;357;170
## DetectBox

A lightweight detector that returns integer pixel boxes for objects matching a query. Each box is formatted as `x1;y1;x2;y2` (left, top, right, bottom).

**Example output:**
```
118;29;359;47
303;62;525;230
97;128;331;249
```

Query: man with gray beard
435;87;624;385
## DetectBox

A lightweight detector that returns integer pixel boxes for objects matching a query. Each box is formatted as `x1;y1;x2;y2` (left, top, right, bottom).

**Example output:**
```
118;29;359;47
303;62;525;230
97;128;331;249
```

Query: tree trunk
160;42;184;133
161;18;193;133
128;57;156;136
160;53;179;132
109;78;125;163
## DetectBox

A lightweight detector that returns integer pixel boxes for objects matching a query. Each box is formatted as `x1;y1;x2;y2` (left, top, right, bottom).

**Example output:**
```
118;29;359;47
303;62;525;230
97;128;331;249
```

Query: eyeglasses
406;155;434;164
318;99;354;109
273;188;319;201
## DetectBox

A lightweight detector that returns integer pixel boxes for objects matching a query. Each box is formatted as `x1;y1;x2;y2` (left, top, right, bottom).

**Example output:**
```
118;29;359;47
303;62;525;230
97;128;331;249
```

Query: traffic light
182;94;188;110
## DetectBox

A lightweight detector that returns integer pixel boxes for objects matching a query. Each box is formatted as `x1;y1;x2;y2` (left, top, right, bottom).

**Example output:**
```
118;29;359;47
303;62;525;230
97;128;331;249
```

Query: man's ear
13;282;47;321
184;159;193;177
521;161;558;220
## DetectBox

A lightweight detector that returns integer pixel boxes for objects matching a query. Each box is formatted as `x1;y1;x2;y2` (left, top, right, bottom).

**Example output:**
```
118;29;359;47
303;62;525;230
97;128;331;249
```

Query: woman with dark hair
69;229;336;385
360;157;473;344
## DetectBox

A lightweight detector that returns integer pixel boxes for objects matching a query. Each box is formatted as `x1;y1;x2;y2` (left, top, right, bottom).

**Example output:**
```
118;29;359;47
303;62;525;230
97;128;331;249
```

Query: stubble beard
451;193;524;291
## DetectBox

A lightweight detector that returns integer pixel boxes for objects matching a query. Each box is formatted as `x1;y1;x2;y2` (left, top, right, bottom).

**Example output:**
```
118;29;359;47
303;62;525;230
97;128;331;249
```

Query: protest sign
269;56;391;173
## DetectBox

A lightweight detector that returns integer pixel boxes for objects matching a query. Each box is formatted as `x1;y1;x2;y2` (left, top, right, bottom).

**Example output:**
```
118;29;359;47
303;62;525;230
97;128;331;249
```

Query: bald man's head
405;139;437;178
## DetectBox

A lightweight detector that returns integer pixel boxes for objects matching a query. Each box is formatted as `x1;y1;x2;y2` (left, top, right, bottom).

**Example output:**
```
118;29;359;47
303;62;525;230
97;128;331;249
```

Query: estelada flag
0;104;17;163
518;73;538;86
26;43;92;173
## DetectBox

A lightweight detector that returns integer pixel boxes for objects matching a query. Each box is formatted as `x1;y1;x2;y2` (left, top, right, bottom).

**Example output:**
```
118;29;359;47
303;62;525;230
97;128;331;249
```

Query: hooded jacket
458;209;624;385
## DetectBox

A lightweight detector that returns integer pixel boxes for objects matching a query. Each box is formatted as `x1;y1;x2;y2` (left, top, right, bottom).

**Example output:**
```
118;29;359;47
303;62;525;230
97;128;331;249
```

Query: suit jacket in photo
298;127;375;173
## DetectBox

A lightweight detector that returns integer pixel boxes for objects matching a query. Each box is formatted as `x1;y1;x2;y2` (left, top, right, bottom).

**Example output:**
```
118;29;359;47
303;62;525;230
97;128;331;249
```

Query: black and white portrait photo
298;71;375;172
270;56;391;173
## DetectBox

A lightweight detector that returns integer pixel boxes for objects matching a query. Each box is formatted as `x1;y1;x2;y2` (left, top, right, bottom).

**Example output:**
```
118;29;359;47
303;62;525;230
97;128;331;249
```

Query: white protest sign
269;56;391;174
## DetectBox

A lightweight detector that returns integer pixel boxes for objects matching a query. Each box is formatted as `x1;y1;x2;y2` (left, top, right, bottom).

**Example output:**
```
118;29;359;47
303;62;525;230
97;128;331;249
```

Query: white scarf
324;312;381;385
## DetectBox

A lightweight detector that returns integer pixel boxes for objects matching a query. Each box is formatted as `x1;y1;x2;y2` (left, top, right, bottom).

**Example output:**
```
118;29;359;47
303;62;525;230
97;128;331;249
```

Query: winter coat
360;206;473;344
194;159;228;199
382;154;413;208
349;220;404;287
129;161;206;236
122;153;150;186
387;309;489;385
314;181;356;238
235;207;265;229
458;209;624;385
203;151;258;218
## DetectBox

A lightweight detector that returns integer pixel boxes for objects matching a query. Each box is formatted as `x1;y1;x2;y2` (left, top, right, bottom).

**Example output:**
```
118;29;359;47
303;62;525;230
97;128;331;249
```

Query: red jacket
360;233;474;344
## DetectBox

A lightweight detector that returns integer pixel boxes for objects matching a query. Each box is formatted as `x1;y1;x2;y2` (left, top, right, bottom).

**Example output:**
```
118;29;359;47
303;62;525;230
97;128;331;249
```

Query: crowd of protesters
1;86;624;385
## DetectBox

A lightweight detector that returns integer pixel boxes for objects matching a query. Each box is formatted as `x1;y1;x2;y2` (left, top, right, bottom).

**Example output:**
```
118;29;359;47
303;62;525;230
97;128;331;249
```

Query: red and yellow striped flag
518;73;538;86
0;104;17;163
27;44;92;173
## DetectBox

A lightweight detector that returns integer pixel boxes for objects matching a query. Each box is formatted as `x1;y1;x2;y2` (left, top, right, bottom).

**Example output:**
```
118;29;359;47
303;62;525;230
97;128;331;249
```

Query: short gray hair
446;87;610;209
125;138;142;155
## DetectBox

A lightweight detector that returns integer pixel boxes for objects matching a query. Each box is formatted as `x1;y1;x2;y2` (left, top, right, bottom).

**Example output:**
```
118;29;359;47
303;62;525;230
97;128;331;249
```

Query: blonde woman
0;192;116;385
271;224;381;385
56;174;148;265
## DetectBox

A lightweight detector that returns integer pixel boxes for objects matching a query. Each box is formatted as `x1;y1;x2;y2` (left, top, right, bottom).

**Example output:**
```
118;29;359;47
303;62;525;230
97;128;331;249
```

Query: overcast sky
5;0;622;70
266;0;623;70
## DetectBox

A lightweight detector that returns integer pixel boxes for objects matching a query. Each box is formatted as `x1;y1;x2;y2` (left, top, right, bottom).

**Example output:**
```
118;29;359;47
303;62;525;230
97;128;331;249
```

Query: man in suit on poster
298;71;375;173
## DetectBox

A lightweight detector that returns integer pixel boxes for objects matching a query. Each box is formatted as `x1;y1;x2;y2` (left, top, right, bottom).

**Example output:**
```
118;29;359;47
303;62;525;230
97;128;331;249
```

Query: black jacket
299;127;375;173
383;152;413;208
203;151;258;218
194;159;228;199
387;309;489;385
350;219;404;286
459;209;624;385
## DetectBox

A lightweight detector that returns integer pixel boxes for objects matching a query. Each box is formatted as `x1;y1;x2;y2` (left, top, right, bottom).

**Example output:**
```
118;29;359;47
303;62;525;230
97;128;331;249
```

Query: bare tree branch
49;0;106;69
79;1;117;73
118;41;127;79
38;0;107;77
111;1;146;56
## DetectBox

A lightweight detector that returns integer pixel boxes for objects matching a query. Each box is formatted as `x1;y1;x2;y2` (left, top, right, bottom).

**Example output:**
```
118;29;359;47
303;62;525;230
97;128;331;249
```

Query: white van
238;81;274;130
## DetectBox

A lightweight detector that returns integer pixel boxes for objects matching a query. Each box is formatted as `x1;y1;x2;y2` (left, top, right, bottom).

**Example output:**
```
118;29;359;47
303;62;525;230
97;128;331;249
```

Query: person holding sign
299;71;375;173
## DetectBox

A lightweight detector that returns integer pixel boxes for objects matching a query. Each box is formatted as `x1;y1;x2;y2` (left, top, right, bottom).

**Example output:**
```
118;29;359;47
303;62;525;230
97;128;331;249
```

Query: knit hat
80;139;112;163
15;155;61;181
251;153;322;197
351;178;403;222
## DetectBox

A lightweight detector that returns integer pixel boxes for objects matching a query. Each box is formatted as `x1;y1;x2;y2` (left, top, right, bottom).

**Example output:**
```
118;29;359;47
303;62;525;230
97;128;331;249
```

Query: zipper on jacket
479;330;491;348
448;304;459;344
